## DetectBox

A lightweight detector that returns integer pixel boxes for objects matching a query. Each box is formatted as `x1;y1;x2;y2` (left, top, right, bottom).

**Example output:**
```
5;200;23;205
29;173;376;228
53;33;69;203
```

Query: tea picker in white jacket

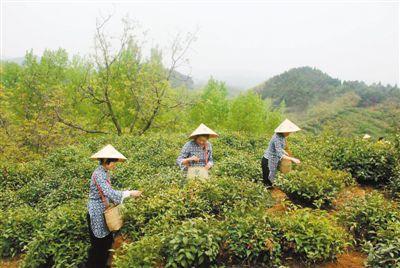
87;144;141;268
262;119;301;188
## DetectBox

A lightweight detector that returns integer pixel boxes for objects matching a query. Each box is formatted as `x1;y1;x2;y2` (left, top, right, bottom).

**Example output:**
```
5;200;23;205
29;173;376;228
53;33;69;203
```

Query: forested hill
253;67;400;136
253;66;400;112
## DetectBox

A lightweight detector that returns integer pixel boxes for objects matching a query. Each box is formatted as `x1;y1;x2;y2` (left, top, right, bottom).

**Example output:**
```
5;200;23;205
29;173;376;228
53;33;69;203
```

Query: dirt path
320;252;367;268
266;187;288;213
333;185;374;208
0;257;22;268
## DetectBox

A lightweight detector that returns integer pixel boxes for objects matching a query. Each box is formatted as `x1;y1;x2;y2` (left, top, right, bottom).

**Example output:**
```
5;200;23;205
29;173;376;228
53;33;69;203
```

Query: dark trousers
261;157;272;187
86;213;113;268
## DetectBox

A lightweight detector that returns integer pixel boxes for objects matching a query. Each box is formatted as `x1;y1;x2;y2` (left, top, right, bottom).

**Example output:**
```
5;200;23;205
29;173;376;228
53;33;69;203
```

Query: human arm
274;138;300;164
176;143;199;169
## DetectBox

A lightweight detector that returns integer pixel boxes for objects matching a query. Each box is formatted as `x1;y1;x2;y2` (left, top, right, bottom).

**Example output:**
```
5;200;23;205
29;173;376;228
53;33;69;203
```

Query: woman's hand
186;156;200;163
129;190;142;198
291;158;301;164
204;163;212;170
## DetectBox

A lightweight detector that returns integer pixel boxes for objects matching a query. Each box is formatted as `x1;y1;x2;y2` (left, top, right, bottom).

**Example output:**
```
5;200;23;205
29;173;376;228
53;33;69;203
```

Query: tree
228;92;283;135
55;15;196;136
189;78;229;129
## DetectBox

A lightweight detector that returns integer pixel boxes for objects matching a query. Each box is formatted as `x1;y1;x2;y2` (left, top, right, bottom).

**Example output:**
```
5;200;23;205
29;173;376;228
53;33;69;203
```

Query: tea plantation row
1;132;399;267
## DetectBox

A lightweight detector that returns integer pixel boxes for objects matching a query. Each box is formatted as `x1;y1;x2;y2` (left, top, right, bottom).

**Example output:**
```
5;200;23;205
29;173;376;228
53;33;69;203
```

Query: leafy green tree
228;92;283;135
190;78;229;129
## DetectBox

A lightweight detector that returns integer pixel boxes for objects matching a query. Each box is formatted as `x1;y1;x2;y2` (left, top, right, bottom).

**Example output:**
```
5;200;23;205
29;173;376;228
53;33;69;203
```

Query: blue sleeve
96;172;123;205
176;143;190;170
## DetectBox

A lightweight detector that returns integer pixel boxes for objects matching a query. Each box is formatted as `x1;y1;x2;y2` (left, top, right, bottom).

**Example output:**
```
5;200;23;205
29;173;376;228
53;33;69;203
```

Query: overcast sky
1;1;399;88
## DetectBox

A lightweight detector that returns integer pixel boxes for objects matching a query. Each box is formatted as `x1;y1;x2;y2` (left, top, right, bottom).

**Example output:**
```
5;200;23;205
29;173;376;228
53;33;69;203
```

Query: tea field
1;132;399;267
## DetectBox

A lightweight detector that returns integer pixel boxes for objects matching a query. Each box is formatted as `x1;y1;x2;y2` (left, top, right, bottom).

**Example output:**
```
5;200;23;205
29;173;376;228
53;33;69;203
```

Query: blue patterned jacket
176;141;214;171
263;133;286;181
87;165;124;238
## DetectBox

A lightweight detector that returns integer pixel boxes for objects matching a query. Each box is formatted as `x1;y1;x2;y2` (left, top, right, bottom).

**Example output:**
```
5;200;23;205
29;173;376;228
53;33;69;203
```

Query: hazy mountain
253;66;399;112
252;66;400;136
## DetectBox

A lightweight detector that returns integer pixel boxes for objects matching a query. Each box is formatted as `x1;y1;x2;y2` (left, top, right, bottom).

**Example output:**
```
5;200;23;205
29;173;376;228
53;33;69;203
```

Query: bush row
115;207;349;267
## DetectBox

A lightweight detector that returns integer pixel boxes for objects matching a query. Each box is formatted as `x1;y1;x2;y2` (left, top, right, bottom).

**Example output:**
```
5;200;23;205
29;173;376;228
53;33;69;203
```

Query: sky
1;0;399;89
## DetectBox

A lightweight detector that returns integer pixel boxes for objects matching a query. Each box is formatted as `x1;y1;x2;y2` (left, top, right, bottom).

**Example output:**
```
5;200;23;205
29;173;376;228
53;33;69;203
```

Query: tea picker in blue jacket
262;119;301;188
176;123;218;179
87;144;142;268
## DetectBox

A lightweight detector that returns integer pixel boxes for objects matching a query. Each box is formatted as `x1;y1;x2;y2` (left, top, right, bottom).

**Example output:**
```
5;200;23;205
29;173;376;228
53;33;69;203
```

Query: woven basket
279;158;292;174
104;204;123;232
187;167;209;180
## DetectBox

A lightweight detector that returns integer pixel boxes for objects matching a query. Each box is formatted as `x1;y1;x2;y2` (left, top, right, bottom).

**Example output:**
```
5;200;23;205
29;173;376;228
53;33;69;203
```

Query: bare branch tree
55;109;108;134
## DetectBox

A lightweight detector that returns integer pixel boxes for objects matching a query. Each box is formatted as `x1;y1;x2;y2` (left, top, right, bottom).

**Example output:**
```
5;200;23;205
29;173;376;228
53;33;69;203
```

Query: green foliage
0;161;47;191
190;78;230;129
365;221;400;267
163;217;222;268
227;91;282;135
275;165;354;208
330;139;397;185
337;191;400;243
114;236;163;268
222;210;282;265
280;209;349;263
1;132;399;266
213;152;261;182
22;200;90;268
122;177;273;237
0;206;43;258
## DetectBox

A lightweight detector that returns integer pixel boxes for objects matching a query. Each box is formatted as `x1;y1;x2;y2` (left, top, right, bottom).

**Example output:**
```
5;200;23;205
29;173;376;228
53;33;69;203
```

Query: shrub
162;217;222;268
389;175;400;199
280;209;349;263
275;165;354;208
337;191;400;243
122;177;273;237
221;210;282;266
0;161;47;191
114;236;163;268
365;221;400;267
213;153;261;182
22;200;90;268
330;139;396;185
195;177;273;214
0;206;43;258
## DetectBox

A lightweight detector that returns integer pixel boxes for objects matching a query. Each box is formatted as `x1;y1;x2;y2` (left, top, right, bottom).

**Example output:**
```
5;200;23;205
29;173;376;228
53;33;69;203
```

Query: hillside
253;67;400;136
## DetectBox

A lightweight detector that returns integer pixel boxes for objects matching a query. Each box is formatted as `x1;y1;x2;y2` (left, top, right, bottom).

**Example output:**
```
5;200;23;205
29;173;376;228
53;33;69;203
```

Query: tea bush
22;200;90;268
275;165;354;208
365;221;400;267
221;210;282;266
0;206;43;258
0;161;47;191
213;152;261;181
1;132;399;267
330;139;397;185
280;209;349;263
337;191;400;243
114;236;163;268
122;177;273;237
163;217;223;268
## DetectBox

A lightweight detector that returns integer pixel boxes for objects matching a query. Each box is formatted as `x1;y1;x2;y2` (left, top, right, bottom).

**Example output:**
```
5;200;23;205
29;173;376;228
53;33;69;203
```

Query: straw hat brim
189;123;219;139
90;144;127;162
274;119;301;133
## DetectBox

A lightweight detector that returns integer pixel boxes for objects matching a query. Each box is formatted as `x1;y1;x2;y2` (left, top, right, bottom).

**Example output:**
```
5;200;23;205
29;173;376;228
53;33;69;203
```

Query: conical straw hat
274;119;301;133
363;134;371;139
189;123;219;139
90;144;127;162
